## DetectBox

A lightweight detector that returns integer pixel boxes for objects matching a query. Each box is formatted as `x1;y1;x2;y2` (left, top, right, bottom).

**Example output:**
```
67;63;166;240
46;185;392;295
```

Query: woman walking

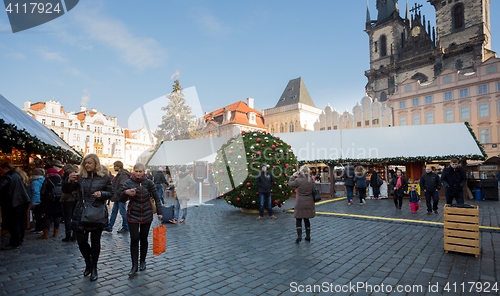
38;167;64;239
121;163;163;277
390;170;408;210
369;171;383;200
60;164;78;242
29;168;45;234
170;166;196;224
353;166;367;204
62;154;113;281
289;165;315;243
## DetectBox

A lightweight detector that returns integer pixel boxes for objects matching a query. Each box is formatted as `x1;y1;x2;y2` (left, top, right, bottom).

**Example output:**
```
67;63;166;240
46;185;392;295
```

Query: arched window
453;4;464;29
380;92;387;101
289;122;294;133
280;124;284;133
380;35;387;57
271;126;274;133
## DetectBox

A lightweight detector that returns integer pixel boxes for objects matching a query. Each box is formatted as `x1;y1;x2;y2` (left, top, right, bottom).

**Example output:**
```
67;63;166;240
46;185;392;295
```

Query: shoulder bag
81;199;109;228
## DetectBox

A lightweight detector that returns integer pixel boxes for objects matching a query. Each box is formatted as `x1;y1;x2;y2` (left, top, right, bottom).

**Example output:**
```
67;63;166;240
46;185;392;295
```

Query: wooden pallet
443;204;479;257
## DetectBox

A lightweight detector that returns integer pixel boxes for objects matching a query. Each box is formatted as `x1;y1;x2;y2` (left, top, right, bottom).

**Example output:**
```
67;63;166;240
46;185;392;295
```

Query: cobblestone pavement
1;197;499;295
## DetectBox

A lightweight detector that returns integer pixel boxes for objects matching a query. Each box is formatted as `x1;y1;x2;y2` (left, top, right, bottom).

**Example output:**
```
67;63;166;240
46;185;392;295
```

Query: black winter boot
295;228;302;243
90;265;98;281
83;256;92;277
305;228;311;241
129;264;138;277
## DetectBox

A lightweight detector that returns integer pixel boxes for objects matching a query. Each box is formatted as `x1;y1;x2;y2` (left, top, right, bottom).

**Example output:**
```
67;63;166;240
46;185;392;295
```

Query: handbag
153;225;166;255
312;186;321;202
150;196;157;214
81;200;109;228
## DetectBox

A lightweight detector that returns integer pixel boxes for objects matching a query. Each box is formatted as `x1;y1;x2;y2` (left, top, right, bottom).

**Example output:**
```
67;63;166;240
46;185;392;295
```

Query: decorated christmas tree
213;131;298;210
155;80;196;148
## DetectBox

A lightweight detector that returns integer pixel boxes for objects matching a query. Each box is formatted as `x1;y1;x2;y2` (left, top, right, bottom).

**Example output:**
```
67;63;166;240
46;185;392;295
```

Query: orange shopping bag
153;225;166;255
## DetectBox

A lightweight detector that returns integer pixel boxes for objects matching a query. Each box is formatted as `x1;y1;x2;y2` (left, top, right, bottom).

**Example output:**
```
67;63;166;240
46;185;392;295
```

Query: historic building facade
262;77;323;133
196;98;266;138
365;0;495;101
389;57;500;157
23;100;156;167
314;96;393;131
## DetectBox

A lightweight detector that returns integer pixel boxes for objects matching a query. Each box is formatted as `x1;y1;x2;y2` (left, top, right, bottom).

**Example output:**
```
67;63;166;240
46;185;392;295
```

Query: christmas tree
213;131;298;210
155;80;196;147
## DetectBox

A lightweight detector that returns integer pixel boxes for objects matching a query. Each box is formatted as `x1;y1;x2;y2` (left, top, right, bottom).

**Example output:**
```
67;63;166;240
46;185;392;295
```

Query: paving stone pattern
0;197;499;295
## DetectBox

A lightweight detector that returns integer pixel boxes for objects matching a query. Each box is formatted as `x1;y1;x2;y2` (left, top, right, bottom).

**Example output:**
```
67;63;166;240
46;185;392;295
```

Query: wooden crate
443;204;479;257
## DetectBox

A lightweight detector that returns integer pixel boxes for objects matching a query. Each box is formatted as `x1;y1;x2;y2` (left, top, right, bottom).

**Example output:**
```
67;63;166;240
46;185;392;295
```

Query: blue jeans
156;185;165;204
174;199;187;220
108;202;128;230
346;185;354;203
259;192;273;217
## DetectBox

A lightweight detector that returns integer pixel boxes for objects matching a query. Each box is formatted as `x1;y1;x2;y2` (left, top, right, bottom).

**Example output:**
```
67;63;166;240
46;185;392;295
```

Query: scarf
396;176;402;190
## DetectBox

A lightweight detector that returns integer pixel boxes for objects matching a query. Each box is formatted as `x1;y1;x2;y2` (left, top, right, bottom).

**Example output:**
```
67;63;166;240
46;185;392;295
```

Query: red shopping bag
153;225;166;255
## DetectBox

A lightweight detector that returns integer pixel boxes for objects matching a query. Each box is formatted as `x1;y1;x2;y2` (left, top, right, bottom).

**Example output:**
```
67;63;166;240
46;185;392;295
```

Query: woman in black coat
62;154;113;282
121;163;163;277
390;170;408;210
369;171;383;200
38;167;64;239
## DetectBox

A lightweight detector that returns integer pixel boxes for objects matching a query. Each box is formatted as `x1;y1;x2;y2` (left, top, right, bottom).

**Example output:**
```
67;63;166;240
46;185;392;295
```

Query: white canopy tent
0;94;79;156
147;123;484;166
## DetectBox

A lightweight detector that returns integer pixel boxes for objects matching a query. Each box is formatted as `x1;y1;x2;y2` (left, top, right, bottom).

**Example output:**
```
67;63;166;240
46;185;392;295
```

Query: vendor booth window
459;88;469;98
425;95;433;104
444;92;453;101
412;114;420;125
479;129;490;144
478;84;488;95
460;107;470;120
445;109;454;122
399;116;407;126
425;112;434;124
479;103;489;117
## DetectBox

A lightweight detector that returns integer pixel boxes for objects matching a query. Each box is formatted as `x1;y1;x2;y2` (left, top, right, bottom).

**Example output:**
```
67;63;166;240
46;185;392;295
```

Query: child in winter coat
409;186;420;212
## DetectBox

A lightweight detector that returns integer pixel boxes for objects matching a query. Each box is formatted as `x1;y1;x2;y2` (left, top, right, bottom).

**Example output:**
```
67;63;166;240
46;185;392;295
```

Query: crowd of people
0;154;191;281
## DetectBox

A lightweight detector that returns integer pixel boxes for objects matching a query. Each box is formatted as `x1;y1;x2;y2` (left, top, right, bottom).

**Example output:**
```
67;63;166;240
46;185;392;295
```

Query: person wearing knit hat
29;168;45;234
60;164;78;242
255;163;277;220
52;160;64;176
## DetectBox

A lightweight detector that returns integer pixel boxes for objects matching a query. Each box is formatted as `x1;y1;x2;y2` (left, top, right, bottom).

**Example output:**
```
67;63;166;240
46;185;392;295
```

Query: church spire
405;0;410;22
366;0;371;24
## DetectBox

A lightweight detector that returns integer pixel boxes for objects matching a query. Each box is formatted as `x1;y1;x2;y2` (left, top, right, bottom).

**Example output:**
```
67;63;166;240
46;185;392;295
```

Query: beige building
314;96;393;131
263;77;323;133
389;57;500;157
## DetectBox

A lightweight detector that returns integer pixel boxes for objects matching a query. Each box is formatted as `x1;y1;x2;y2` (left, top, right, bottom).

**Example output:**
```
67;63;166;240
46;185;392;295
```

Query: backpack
377;175;383;186
47;177;63;202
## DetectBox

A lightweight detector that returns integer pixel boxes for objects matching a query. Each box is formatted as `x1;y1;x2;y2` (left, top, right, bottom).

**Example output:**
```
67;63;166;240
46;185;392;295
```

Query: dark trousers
372;186;380;199
129;222;152;264
31;204;43;231
62;201;77;237
446;189;464;205
425;191;439;212
9;204;29;247
76;229;103;267
394;193;404;208
357;187;366;203
43;214;60;230
296;218;310;228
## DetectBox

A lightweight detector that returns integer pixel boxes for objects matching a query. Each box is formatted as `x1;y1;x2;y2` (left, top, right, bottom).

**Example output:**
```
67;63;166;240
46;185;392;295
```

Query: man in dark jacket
255;164;276;220
341;164;355;205
420;166;441;214
153;170;168;205
104;161;131;233
441;159;466;205
0;162;30;250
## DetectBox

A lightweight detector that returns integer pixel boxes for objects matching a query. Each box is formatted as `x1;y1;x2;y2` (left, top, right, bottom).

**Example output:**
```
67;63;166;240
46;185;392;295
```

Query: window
412;98;419;107
444;91;453;101
51;120;55;126
399;116;407;126
479;129;490;144
412;114;420;125
498;101;500;115
356;121;361;127
498;82;500;91
60;122;64;127
374;41;378;53
443;76;451;83
456;60;462;70
459;88;469;98
380;35;387;57
333;126;338;130
60;132;64;139
479;103;489;117
425;112;434;124
487;65;497;74
478;84;488;95
74;123;78;128
87;125;90;131
445;109;454;122
327;127;331;130
41;119;46;125
373;119;379;124
365;120;370;126
380;92;386;101
289;123;294;133
399;101;406;109
405;85;412;92
453;4;464;29
460;107;470;120
425;95;433;104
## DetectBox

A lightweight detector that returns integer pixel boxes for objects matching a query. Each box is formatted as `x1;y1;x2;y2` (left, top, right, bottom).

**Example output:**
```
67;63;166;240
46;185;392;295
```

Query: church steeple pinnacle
366;0;371;24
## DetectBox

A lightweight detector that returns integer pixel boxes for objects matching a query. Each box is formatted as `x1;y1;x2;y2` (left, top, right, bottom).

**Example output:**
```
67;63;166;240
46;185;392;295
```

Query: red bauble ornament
257;139;261;143
252;162;255;165
261;144;264;147
274;182;276;184
248;196;251;199
239;147;243;150
274;153;276;156
256;192;259;195
276;137;280;140
294;190;297;193
272;165;275;168
278;204;282;208
239;169;242;171
274;200;278;203
242;131;245;135
228;150;233;154
286;193;289;196
288;145;291;148
236;197;240;201
246;182;251;187
257;151;261;155
219;169;223;173
271;145;276;149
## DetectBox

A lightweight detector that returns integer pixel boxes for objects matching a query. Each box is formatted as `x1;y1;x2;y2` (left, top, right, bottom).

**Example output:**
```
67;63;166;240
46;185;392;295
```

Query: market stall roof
147;122;485;166
0;94;80;157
